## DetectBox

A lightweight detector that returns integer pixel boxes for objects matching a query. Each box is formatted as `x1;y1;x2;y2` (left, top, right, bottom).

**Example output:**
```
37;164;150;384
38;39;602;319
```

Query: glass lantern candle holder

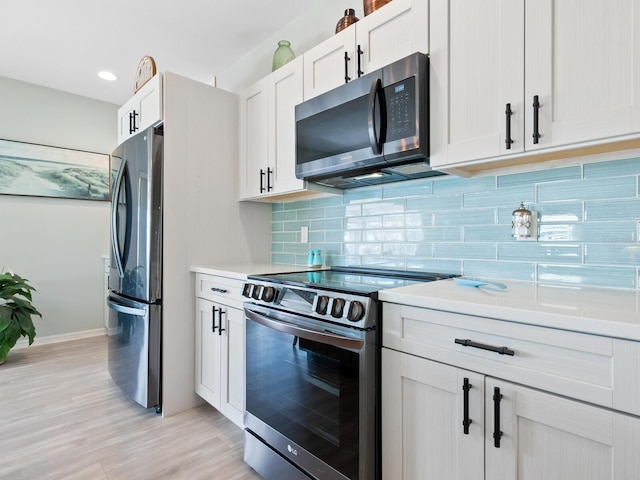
511;201;538;240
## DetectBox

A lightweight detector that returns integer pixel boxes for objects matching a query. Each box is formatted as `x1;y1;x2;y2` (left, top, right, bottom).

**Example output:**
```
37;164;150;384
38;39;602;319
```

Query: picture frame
0;139;110;201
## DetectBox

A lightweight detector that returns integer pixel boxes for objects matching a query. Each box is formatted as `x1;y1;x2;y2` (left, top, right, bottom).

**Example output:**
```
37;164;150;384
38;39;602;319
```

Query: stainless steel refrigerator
107;125;163;411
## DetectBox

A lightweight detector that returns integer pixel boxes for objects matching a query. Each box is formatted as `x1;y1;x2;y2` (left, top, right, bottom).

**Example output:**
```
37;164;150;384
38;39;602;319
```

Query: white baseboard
13;328;107;349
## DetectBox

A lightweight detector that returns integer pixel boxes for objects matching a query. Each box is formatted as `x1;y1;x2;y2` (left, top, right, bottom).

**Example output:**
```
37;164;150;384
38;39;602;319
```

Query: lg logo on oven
287;444;298;456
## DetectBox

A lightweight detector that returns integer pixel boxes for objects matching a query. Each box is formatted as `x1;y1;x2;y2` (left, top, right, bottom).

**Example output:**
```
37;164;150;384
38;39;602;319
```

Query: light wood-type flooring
0;335;262;480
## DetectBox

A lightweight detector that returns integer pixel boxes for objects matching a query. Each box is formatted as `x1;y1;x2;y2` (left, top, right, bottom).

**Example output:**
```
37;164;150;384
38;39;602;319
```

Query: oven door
244;304;378;480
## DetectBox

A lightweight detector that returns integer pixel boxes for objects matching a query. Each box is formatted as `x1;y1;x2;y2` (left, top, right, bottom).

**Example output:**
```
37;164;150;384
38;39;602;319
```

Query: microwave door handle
245;308;364;351
368;77;384;155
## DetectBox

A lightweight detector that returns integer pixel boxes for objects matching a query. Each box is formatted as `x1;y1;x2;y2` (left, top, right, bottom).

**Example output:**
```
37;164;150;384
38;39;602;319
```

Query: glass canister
336;8;359;33
272;40;295;71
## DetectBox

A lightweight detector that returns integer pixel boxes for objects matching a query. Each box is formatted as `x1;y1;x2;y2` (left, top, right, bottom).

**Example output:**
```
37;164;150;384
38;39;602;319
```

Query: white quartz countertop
190;263;312;280
379;278;640;342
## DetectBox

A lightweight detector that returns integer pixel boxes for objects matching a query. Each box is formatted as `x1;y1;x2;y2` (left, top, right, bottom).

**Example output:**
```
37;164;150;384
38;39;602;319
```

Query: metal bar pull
259;169;266;193
505;103;514;149
344;51;351;83
267;167;273;192
210;287;229;294
212;306;218;332
357;45;364;78
217;309;226;336
532;95;541;144
129;110;139;134
462;377;472;435
454;338;515;356
493;387;503;448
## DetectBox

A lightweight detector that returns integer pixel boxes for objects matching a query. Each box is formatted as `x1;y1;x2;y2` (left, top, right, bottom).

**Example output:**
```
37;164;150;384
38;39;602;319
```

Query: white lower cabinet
382;348;484;480
194;273;245;428
382;303;640;479
485;378;640;480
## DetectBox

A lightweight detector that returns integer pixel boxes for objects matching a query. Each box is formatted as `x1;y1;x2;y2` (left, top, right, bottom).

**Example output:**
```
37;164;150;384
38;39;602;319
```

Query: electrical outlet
301;226;309;243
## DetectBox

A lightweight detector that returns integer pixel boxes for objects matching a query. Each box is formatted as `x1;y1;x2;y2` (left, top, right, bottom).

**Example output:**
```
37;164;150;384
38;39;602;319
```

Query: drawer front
383;303;624;412
195;273;245;308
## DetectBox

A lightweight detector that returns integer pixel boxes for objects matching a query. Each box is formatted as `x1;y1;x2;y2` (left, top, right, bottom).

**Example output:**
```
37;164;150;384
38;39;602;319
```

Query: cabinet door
303;28;356;100
382;348;484;480
268;56;305;195
486;378;640;480
430;0;523;167
117;74;162;145
222;306;244;428
239;78;269;199
356;0;428;75
195;297;222;409
525;0;640;150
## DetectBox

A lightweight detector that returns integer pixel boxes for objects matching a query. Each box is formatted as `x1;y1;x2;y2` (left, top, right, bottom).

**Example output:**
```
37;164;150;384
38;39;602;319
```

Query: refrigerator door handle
107;297;147;316
111;160;127;279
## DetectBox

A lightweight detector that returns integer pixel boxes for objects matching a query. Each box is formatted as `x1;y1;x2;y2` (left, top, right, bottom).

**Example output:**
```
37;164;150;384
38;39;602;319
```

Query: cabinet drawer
195;273;245;308
383;303;640;415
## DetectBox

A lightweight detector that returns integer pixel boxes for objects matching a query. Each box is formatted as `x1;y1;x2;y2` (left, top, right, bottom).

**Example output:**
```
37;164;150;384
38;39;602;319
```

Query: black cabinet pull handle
259;169;266;193
357;45;364;78
210;287;229;294
129;110;139;134
493;387;503;448
344;51;351;83
211;306;218;332
462;377;472;434
505;103;514;149
267;167;273;192
532;95;541;144
218;309;226;336
455;338;515;356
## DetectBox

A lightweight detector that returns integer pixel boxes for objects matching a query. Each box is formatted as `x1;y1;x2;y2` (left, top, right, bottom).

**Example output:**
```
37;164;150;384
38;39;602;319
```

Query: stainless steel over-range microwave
295;52;442;189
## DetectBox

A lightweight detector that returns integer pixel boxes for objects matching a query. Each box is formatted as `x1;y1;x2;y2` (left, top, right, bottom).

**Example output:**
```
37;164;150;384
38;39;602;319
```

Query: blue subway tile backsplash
271;154;640;290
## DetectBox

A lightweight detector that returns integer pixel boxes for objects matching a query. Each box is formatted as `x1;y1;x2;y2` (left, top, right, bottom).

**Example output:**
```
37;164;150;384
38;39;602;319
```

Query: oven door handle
245;308;365;350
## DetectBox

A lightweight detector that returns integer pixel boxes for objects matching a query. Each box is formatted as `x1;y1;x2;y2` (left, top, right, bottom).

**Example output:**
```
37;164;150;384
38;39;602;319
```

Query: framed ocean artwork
0;139;110;201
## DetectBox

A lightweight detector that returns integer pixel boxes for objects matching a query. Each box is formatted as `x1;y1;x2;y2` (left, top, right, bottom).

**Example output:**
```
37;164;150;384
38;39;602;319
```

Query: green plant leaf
0;272;41;354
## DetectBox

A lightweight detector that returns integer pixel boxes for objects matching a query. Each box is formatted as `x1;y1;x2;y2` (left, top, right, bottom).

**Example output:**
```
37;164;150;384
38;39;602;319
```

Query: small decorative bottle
272;40;295;71
312;250;322;267
336;8;359;33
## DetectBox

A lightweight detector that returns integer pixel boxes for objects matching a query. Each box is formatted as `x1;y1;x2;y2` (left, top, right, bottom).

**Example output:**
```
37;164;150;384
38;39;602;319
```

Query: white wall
0;76;117;339
216;0;352;92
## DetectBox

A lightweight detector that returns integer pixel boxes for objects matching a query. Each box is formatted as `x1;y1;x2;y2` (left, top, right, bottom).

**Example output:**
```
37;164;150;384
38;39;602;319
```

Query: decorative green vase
272;40;295;71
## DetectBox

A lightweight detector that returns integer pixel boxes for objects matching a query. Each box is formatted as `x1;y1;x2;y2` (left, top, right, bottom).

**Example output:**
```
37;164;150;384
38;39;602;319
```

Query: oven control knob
261;286;276;302
251;285;262;300
331;298;346;318
242;283;252;298
316;295;329;315
347;301;365;322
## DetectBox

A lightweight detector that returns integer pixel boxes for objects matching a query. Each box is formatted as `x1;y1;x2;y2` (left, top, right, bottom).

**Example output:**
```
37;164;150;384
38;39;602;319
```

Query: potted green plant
0;271;41;364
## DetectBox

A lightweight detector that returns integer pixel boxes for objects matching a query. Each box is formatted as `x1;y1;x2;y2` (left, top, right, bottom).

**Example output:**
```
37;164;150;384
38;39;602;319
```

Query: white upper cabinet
239;77;268;199
117;73;163;146
430;0;523;166
303;28;356;101
303;0;428;100
267;56;305;195
430;0;640;173
525;0;639;150
239;57;331;201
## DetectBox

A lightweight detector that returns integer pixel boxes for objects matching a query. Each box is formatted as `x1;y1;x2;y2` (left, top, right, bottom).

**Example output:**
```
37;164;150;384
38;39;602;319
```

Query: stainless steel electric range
241;267;458;480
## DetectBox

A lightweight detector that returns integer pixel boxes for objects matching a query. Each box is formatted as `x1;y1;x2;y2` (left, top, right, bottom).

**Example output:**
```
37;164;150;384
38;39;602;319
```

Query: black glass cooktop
248;267;458;296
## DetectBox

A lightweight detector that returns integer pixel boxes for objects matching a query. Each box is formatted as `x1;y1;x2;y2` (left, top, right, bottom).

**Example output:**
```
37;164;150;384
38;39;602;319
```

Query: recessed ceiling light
97;71;118;81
